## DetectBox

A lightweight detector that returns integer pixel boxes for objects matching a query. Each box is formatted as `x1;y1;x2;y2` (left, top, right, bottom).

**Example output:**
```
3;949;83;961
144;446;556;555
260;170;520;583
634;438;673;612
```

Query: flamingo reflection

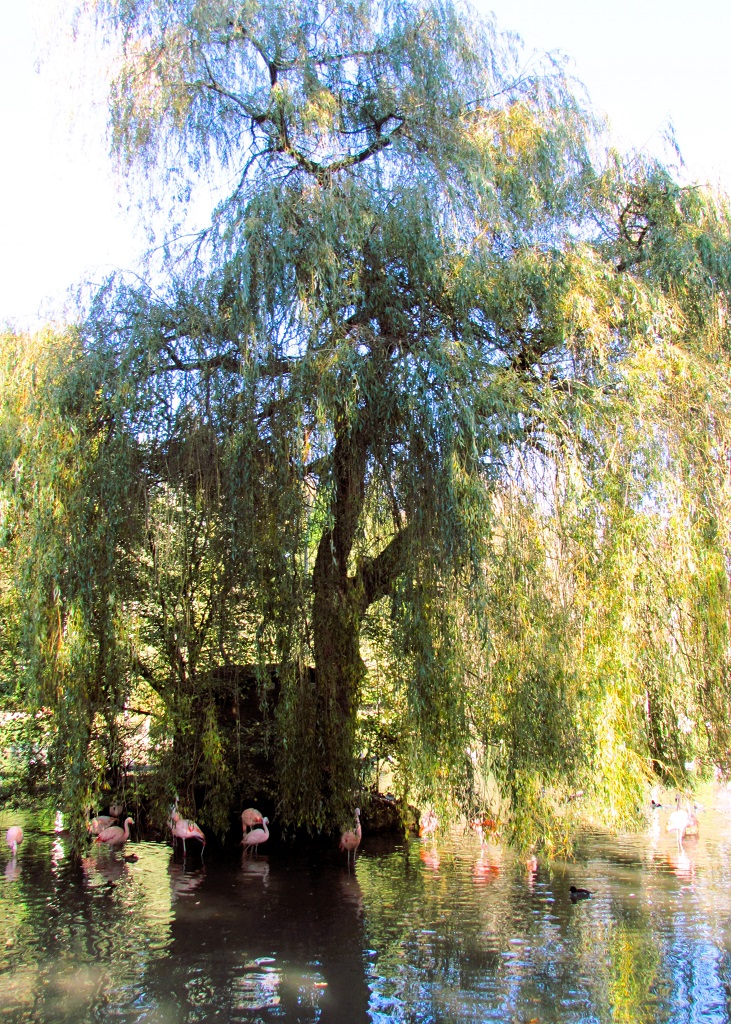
338;869;364;916
667;846;695;882
169;860;206;899
82;852;129;885
4;858;21;881
51;838;65;872
420;845;441;871
472;851;500;885
240;855;270;885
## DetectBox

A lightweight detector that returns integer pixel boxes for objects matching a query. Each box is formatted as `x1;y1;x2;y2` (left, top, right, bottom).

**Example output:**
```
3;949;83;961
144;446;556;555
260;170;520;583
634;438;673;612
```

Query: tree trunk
310;422;369;822
306;411;415;825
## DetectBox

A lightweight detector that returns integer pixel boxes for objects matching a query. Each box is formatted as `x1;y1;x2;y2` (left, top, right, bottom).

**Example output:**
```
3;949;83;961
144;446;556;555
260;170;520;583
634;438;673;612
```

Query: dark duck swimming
570;885;592;901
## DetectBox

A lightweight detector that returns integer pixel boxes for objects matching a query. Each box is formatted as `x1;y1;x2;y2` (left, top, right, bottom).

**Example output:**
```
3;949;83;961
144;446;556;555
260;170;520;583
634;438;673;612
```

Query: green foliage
2;0;730;847
0;328;137;836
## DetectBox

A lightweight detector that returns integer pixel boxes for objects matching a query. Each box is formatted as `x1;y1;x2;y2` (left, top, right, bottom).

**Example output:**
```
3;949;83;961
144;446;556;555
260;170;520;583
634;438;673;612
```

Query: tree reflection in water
1;807;731;1022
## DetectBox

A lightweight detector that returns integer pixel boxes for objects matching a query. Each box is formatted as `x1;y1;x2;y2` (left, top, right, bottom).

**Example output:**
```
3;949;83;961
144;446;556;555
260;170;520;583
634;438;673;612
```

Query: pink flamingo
96;817;135;845
6;826;23;856
470;814;499;846
683;805;700;837
418;809;438;839
339;808;362;863
525;855;538;891
667;796;699;846
89;815;117;835
241;807;264;833
171;811;206;856
242;816;269;856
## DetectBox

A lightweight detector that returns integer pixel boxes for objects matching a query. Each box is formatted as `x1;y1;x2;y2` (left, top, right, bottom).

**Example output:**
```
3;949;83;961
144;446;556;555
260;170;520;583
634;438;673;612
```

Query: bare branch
356;524;412;612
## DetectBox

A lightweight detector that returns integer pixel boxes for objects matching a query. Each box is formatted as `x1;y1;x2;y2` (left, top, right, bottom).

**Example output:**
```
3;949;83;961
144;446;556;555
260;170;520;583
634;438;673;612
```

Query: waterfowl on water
339;808;362;863
419;809;438;838
667;795;699;845
569;885;591;901
684;806;700;837
96;817;135;846
89;814;117;835
6;826;23;856
170;811;206;856
242;817;269;856
470;814;499;845
241;807;265;833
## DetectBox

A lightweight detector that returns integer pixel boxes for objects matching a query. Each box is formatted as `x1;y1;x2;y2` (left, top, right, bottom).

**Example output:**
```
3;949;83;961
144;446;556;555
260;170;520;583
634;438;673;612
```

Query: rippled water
2;802;731;1022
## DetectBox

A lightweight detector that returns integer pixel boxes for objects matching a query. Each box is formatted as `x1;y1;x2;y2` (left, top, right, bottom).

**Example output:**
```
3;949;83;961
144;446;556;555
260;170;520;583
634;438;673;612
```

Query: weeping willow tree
0;327;140;839
3;0;731;843
453;329;731;850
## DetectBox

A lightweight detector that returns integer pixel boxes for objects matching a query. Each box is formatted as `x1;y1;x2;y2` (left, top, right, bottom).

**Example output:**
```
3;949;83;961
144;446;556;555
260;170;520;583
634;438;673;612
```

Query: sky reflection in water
1;804;731;1023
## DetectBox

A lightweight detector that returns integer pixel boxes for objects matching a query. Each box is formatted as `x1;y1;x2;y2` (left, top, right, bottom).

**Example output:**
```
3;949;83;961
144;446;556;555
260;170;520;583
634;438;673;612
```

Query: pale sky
1;0;730;328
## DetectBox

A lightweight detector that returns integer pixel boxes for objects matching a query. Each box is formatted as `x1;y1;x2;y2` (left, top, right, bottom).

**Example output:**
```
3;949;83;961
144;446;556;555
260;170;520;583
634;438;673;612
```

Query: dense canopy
1;0;730;850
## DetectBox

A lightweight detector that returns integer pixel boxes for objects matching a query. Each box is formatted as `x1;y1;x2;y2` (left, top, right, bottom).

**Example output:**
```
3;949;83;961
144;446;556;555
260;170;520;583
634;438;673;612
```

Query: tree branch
160;342;241;374
158;337;298;378
356;523;412;612
275;121;403;180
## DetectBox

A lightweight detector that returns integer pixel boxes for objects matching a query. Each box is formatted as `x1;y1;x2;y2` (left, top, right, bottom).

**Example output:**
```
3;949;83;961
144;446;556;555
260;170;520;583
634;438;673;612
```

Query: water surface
2;803;730;1022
